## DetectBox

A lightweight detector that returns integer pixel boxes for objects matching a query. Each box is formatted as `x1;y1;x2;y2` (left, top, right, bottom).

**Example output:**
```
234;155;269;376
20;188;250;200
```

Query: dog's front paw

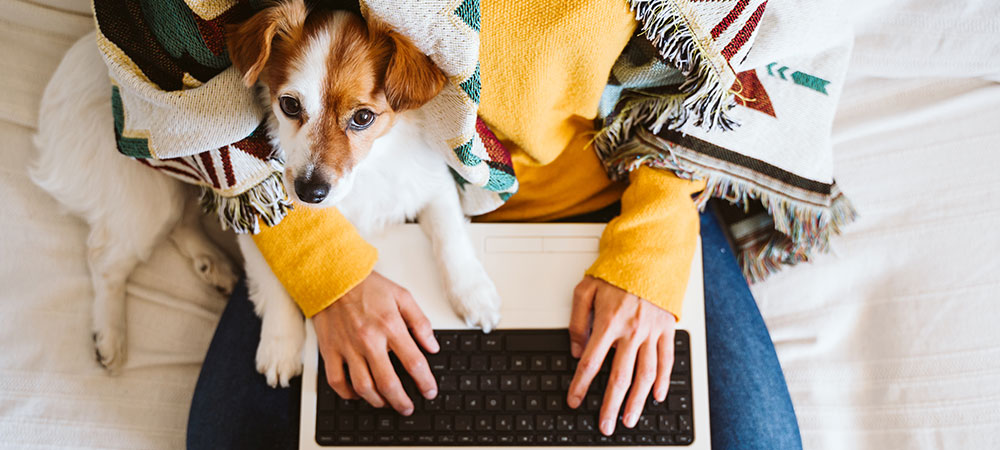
450;280;502;333
92;327;126;372
194;253;239;296
256;332;304;388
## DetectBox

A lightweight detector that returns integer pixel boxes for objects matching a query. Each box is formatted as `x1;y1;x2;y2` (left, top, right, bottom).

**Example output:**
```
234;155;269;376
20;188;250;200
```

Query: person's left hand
565;276;676;436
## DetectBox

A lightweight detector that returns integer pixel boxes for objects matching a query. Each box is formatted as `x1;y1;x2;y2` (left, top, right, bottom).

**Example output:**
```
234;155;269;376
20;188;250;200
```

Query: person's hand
313;271;440;415
566;275;676;436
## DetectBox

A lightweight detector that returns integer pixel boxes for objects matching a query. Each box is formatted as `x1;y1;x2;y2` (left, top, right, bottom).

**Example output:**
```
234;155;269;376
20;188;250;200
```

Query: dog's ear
374;25;447;111
226;0;308;87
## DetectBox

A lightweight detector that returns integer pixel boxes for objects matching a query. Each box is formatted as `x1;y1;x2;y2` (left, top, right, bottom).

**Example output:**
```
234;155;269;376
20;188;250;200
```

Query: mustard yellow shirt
253;0;702;319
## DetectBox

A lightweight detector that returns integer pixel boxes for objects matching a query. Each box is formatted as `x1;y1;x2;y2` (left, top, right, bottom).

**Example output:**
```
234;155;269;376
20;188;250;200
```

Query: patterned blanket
95;0;854;280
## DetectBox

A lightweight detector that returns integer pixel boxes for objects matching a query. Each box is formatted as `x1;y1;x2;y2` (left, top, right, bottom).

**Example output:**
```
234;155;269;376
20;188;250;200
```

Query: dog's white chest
334;118;452;237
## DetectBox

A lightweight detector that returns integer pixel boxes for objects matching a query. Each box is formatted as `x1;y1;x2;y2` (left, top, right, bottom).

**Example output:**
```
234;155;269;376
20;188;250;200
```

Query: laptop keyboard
316;329;693;446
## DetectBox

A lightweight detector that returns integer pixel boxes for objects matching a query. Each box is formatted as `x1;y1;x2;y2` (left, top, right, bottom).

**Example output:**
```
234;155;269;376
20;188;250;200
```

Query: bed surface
2;1;999;449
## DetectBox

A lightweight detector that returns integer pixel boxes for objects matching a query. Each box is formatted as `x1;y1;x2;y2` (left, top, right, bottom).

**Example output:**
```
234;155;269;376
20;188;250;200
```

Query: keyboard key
541;375;558;391
464;394;482;410
531;355;548;371
668;393;690;411
457;435;474;444
357;415;373;431
337;416;354;431
470;355;489;371
673;357;689;373
536;415;555;431
482;335;502;350
678;414;693;432
546;395;563;411
556;415;574;431
490;355;508;371
427;354;447;371
398;416;430;431
485;394;502;411
538;434;554;443
511;355;528;370
638;414;655;431
449;355;468;371
438;435;455;444
557;435;573;443
577;415;596;432
460;334;478;351
357;434;373;444
521;375;539;391
677;434;693;444
438;334;457;351
398;434;414;444
434;415;453;431
516;435;533;443
438;374;457;391
561;374;573;390
336;435;354;444
455;415;472;431
506;333;569;352
505;394;522;410
637;434;653;444
444;393;462;411
477;435;495;444
656;434;674;444
515;415;533;430
496;415;513;431
480;375;498;391
585;394;602;410
551;355;568;371
376;435;394;444
475;415;493;431
526;395;543;410
417;435;434;444
670;377;691;391
498;435;514;444
423;396;442;411
459;375;477;391
576;434;593;443
500;375;518;391
317;416;336;431
659;414;677;432
616;434;633;443
376;415;394;431
337;398;355;410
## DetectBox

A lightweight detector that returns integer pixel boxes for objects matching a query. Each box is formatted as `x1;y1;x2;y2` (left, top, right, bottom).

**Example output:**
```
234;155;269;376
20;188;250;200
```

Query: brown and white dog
31;0;501;386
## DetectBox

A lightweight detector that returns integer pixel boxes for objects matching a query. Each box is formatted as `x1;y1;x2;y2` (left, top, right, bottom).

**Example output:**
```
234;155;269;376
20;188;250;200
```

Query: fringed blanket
597;0;856;280
96;0;854;280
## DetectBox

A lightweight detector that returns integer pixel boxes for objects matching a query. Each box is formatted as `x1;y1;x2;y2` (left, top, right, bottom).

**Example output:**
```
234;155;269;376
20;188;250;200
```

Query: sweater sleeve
585;166;705;320
252;206;378;318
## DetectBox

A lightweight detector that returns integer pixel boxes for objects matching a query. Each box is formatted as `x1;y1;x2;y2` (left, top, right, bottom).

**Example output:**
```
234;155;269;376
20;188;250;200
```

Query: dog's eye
349;109;376;130
279;95;301;117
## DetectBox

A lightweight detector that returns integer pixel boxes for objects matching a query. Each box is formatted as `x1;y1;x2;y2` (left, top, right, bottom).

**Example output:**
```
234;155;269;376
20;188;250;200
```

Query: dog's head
227;0;446;206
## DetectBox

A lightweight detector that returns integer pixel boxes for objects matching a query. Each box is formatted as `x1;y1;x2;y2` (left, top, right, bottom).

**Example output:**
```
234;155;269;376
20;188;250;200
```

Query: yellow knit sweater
253;0;702;319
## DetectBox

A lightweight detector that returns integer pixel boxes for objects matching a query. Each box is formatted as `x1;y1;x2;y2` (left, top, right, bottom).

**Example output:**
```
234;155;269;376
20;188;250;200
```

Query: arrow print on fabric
766;62;830;95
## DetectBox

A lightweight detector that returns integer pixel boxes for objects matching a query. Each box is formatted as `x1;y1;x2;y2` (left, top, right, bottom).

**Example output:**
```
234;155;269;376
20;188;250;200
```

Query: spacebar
505;332;570;352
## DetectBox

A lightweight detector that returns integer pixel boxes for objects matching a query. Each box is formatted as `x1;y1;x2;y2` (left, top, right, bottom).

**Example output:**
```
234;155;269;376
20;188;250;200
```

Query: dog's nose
294;177;330;204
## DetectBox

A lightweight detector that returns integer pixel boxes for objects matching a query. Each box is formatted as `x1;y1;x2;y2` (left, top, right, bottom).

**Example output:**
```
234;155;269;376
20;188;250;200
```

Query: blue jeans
187;204;802;449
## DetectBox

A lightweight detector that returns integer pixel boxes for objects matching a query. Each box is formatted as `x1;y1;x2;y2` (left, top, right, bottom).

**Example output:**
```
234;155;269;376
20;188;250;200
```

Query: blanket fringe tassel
610;140;857;282
200;171;293;235
595;0;739;164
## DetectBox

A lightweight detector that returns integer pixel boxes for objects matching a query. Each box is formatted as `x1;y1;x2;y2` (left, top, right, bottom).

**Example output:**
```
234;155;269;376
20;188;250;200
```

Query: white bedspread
1;0;998;449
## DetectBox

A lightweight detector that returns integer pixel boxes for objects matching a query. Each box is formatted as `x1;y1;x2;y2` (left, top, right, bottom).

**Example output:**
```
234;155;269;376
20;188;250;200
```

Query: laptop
299;223;711;448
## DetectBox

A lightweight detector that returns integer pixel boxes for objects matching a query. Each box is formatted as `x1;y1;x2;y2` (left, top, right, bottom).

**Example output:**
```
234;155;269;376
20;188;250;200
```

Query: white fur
33;24;501;386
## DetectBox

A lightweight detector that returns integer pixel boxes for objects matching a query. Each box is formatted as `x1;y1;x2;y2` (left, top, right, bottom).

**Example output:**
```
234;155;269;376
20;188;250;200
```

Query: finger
569;279;597;358
388;325;438;400
367;347;415;415
566;316;616;409
653;331;675;402
622;340;657;428
323;352;357;399
396;289;439;353
345;351;386;409
600;337;640;436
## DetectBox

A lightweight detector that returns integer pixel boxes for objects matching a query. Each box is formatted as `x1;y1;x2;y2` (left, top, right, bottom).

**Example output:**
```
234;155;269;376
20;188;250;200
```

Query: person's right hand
313;271;439;416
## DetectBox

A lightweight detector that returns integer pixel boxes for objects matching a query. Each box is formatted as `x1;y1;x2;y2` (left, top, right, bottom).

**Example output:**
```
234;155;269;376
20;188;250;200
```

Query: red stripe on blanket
199;152;221;189
721;0;767;61
219;146;237;186
475;117;513;169
711;0;750;39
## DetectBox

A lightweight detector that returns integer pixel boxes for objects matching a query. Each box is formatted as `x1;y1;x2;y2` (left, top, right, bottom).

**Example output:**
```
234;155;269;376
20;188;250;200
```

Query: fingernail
403;407;414;416
625;413;637;428
424;388;437;399
429;335;440;353
600;419;614;435
571;343;581;358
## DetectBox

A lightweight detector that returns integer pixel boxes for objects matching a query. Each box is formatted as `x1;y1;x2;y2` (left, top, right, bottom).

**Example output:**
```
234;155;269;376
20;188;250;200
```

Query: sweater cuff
252;206;378;318
584;167;704;320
